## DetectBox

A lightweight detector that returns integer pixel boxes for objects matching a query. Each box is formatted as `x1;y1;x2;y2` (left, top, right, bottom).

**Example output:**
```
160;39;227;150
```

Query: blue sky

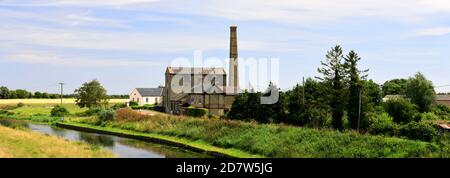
0;0;450;94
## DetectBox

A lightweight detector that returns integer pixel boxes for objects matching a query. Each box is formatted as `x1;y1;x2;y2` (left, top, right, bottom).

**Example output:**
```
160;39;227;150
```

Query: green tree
382;79;408;96
343;51;369;129
74;79;109;108
14;89;31;99
51;105;69;117
384;98;418;124
228;91;261;121
405;72;436;113
42;92;49;98
0;86;10;99
9;90;17;99
317;45;347;131
362;80;382;105
34;91;42;98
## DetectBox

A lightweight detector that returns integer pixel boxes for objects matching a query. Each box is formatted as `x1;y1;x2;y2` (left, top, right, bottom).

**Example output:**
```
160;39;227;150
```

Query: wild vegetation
225;45;450;143
0;125;114;158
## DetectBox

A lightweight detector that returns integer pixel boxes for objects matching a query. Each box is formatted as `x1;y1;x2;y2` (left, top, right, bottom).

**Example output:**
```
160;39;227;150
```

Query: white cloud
415;27;450;36
1;51;162;67
1;0;161;7
5;0;450;24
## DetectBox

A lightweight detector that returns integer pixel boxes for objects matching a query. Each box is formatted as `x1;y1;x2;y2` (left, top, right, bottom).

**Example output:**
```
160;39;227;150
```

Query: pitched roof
436;95;450;101
166;67;226;75
135;88;164;97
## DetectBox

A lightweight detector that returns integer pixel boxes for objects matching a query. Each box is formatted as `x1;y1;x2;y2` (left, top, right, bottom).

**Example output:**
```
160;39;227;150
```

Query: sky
0;0;450;94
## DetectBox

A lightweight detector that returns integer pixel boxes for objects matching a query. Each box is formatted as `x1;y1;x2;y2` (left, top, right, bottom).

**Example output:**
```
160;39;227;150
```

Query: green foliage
74;79;109;108
418;112;440;121
344;50;369;130
317;45;347;131
398;122;437;142
405;72;436;113
368;112;399;136
99;111;448;158
83;108;102;116
33;91;42;98
128;101;138;107
97;109;115;125
362;80;383;106
17;102;25;108
0;86;10;99
228;91;262;121
384;98;418;124
431;104;450;120
14;89;31;99
186;107;207;117
112;103;127;110
50;105;70;117
382;79;408;96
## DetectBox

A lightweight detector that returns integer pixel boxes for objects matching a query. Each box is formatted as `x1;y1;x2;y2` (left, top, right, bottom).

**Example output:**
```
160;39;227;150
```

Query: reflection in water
0;119;208;158
0;119;29;129
119;140;212;158
79;132;115;147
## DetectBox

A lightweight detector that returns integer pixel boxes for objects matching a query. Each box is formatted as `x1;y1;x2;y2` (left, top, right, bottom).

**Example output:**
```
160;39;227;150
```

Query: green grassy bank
0;125;115;158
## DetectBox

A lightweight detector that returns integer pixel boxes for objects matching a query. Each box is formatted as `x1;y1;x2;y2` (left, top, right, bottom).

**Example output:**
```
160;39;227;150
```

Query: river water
0;119;210;158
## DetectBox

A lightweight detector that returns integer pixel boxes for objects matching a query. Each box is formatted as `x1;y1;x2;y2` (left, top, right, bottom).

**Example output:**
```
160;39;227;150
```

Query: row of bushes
368;112;439;141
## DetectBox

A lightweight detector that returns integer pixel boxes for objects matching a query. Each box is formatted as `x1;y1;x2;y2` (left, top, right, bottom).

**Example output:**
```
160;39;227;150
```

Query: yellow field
0;98;128;105
0;125;115;158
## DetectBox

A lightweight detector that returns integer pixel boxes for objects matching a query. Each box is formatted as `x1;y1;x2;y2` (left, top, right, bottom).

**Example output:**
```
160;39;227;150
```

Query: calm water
0;119;210;158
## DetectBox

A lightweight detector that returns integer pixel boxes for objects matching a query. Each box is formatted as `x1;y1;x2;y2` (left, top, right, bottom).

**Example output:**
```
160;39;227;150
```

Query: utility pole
58;83;65;105
302;77;305;105
357;86;362;132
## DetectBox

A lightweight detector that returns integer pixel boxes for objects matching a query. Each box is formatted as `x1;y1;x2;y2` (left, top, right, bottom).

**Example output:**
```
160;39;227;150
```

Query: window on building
146;98;149;103
137;98;139;103
155;98;158;103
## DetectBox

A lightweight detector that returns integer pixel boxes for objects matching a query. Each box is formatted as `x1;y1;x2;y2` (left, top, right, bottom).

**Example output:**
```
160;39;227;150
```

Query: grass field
0;98;127;105
0;125;115;158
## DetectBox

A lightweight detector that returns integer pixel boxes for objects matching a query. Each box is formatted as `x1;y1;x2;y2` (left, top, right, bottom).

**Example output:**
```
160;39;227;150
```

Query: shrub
83;108;102;116
186;107;207;117
17;102;25;107
115;108;146;121
50;105;69;117
431;104;450;120
368;112;398;136
129;101;138;107
418;112;440;121
398;122;437;142
112;103;127;110
383;98;418;124
97;109;115;124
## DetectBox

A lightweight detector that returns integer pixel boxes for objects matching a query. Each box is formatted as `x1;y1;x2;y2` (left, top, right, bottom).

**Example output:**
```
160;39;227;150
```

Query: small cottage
129;87;164;106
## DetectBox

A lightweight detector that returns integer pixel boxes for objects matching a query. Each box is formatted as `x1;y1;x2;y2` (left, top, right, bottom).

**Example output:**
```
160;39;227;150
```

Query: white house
129;87;164;106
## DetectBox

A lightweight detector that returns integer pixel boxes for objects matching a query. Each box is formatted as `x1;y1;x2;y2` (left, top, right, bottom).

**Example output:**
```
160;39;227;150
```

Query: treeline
0;86;128;99
227;45;449;141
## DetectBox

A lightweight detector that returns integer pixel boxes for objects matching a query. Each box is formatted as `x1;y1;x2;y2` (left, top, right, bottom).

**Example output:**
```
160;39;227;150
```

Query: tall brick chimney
229;26;238;90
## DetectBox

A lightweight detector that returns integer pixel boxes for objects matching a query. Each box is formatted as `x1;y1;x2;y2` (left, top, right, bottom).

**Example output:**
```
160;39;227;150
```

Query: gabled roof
166;67;226;75
135;88;164;97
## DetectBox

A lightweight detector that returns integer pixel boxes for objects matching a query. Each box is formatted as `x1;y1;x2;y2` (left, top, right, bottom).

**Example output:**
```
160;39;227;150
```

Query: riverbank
2;103;450;158
56;122;263;158
0;125;115;158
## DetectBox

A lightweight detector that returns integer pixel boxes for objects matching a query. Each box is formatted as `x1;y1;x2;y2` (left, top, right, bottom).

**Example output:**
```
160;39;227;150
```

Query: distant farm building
436;95;450;107
129;87;164;106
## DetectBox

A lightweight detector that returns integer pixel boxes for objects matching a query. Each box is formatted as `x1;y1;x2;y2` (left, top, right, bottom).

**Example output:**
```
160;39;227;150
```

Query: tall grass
0;125;115;158
100;108;448;158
